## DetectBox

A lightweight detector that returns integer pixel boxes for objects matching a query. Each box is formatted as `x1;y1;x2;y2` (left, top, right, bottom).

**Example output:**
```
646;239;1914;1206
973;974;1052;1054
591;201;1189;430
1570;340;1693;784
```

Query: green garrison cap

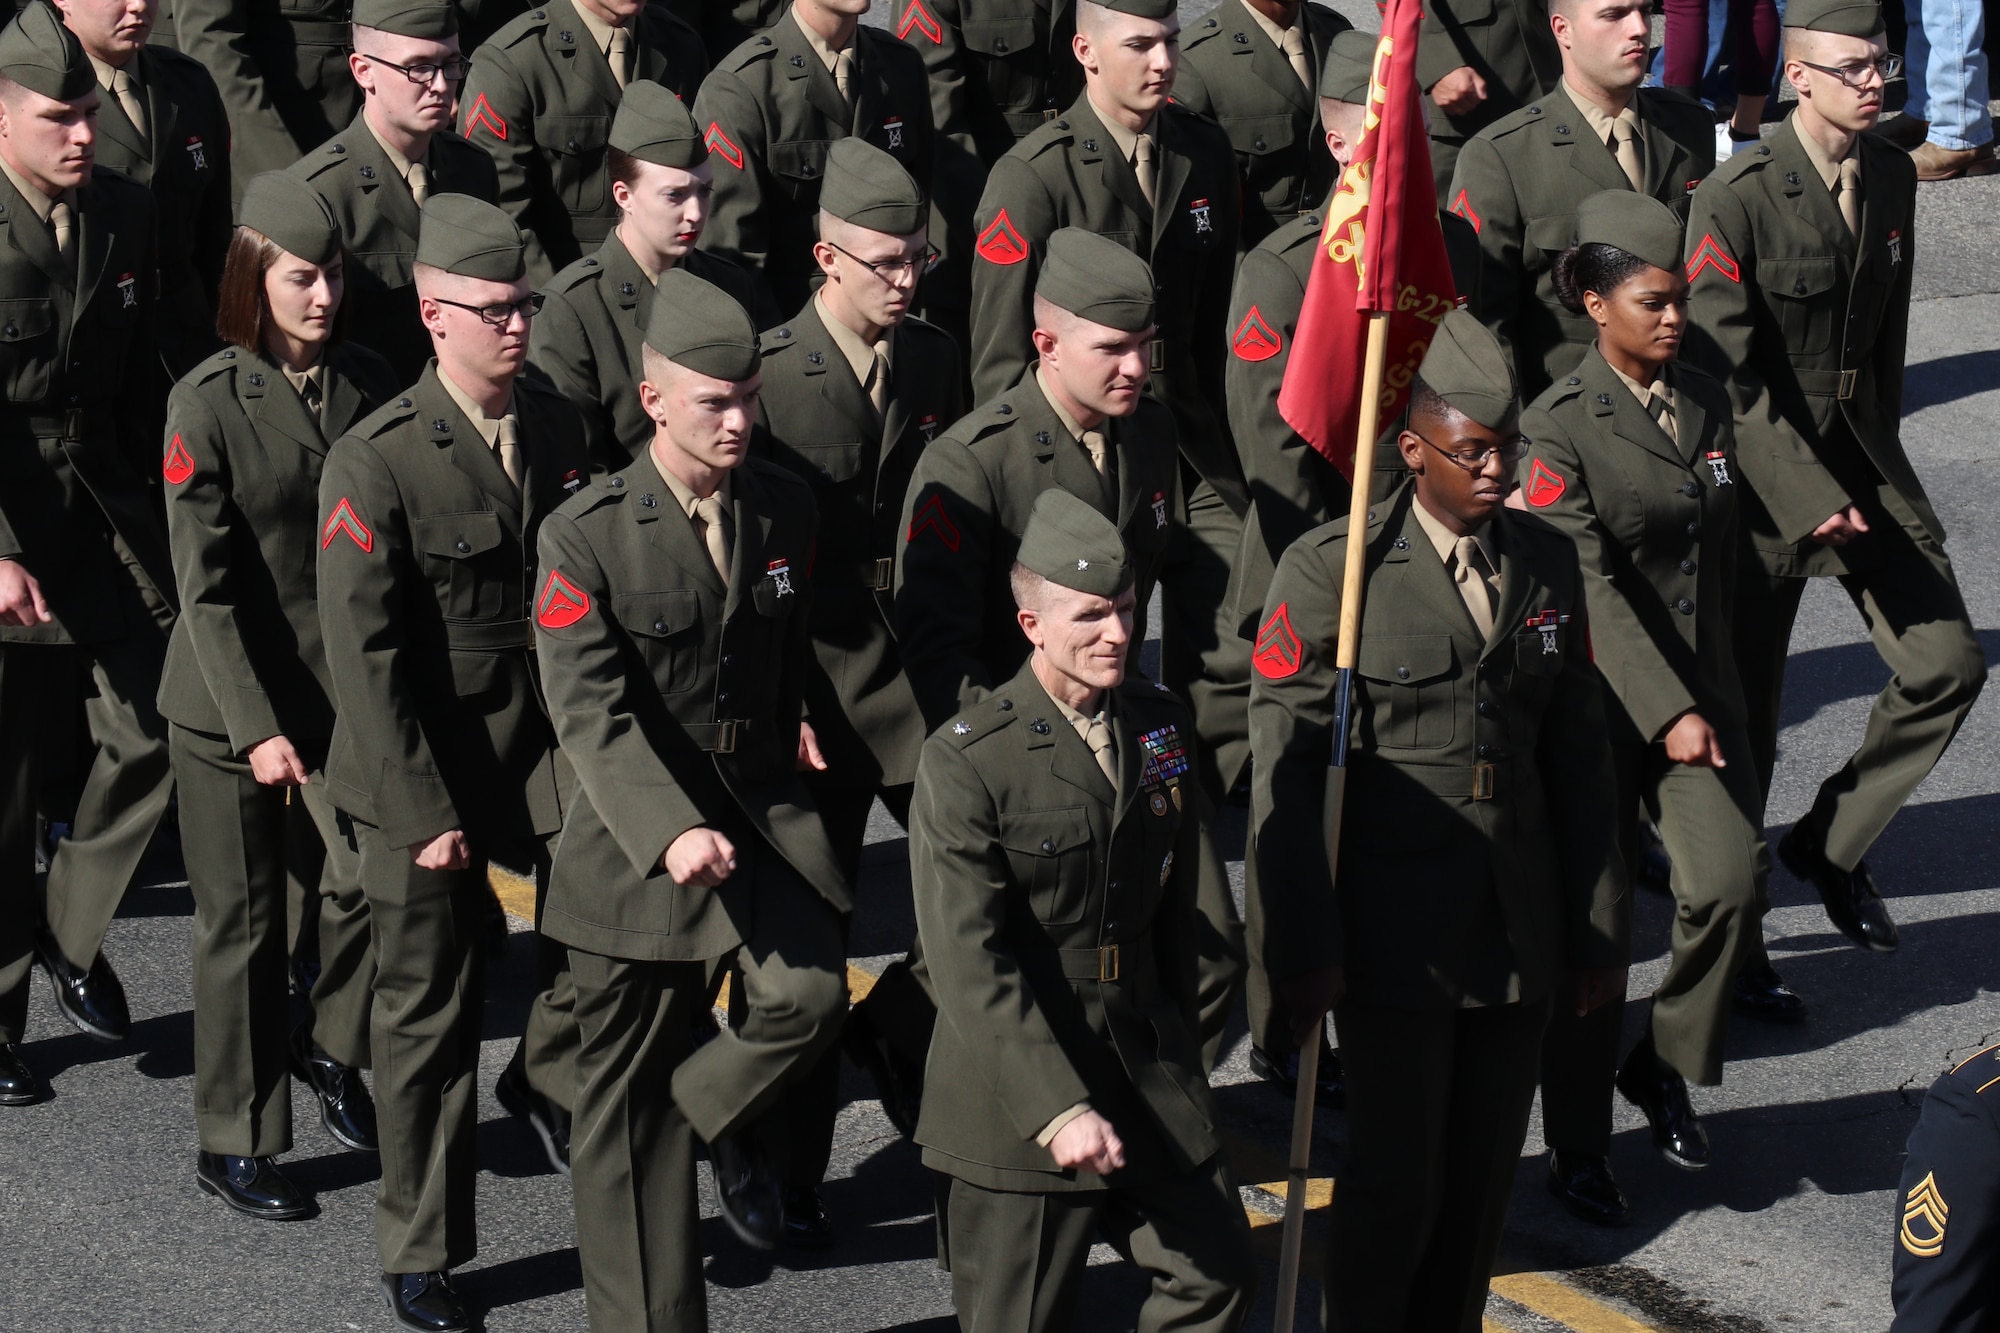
645;268;760;381
1037;228;1154;333
1783;0;1886;35
1016;488;1134;600
415;194;525;281
610;80;706;169
1317;30;1378;105
1417;309;1519;430
0;2;94;102
1575;189;1683;274
350;0;457;37
1087;0;1177;19
819;137;927;235
239;172;342;266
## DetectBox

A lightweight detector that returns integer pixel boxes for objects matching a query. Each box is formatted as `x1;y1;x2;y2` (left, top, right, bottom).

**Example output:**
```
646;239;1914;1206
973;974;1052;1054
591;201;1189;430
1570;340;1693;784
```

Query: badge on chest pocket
1705;450;1732;486
1525;610;1570;655
1189;197;1214;237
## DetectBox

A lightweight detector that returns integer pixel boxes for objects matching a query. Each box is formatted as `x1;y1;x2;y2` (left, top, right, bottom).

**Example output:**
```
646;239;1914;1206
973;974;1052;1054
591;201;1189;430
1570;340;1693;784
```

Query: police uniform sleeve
967;152;1056;402
910;733;1096;1142
1890;1061;2000;1333
459;46;558;287
534;507;713;874
161;379;283;751
894;431;1004;727
1681;176;1853;545
315;435;462;848
692;70;775;279
1449;134;1529;386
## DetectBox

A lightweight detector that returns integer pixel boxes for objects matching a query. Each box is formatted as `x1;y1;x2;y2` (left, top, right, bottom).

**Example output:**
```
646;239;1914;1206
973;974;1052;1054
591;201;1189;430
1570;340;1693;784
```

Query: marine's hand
1663;711;1726;767
1575;966;1629;1016
1430;66;1489;115
797;719;828;772
1049;1111;1126;1175
411;829;472;871
0;559;51;628
247;735;309;787
1809;505;1870;547
664;826;738;888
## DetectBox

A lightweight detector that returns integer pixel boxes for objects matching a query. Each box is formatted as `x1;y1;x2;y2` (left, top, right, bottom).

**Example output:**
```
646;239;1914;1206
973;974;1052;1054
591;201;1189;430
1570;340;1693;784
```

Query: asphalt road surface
4;37;1999;1333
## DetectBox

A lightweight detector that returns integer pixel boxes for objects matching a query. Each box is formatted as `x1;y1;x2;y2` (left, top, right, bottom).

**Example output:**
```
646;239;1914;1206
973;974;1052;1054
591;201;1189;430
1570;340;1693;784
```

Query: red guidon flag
1276;0;1457;481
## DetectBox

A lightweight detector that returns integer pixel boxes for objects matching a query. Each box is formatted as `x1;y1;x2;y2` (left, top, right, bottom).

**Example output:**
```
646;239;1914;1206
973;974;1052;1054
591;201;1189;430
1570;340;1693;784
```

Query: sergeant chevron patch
1254;603;1303;679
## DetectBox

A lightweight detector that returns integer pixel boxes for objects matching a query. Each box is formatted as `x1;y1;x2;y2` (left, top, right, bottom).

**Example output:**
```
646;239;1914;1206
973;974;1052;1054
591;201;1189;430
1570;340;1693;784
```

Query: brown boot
1874;114;1930;149
1911;140;1998;179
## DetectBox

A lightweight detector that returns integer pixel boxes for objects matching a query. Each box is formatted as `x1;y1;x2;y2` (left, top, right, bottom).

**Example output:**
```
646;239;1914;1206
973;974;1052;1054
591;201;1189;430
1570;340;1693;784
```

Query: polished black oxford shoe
1616;1038;1710;1171
842;1005;923;1139
380;1271;469;1333
495;1049;570;1175
38;930;129;1042
1249;1040;1346;1109
195;1151;313;1220
291;1027;379;1152
1546;1152;1630;1226
1778;822;1899;953
0;1043;40;1106
709;1132;783;1250
1732;962;1809;1024
781;1185;836;1249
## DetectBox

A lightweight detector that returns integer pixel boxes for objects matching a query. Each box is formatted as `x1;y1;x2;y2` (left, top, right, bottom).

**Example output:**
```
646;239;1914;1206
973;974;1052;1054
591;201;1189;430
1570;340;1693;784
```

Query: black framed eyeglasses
434;292;545;326
359;53;473;85
1412;429;1527;472
1795;53;1901;89
827;239;941;280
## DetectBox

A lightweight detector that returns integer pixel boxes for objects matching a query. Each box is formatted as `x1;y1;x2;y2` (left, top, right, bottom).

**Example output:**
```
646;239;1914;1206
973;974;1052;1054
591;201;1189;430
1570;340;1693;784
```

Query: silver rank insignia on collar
1190;197;1212;235
1705;450;1732;486
1526;610;1571;654
767;558;794;596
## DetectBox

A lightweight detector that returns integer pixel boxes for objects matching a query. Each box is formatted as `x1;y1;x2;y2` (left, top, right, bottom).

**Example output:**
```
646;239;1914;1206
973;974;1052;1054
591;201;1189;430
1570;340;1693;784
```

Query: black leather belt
1392;761;1501;802
18;408;112;440
443;619;534;651
1058;944;1123;982
859;557;892;592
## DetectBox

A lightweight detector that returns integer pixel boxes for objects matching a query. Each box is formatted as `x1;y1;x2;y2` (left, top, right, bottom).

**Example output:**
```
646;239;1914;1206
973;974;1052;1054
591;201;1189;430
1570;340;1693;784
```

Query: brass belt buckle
1836;369;1858;400
1042;108;1058;121
872;557;893;592
1148;340;1164;373
1098;944;1120;982
714;720;738;754
1471;762;1495;801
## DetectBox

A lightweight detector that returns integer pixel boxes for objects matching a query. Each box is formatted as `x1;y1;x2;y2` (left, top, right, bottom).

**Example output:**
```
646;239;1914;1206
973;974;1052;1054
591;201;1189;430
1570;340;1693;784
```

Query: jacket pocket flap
614;589;701;638
414;511;503;559
1356;634;1456;686
0;299;55;341
783;440;867;483
1758;255;1839;299
960;15;1038;54
768;139;832;182
542;114;610;156
1221;113;1296;155
999;807;1091;856
1524;213;1576;254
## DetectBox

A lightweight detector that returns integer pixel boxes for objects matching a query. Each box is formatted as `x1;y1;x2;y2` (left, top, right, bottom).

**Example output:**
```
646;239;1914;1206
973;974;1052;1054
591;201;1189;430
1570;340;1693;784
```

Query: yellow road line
1490;1272;1659;1333
490;865;538;922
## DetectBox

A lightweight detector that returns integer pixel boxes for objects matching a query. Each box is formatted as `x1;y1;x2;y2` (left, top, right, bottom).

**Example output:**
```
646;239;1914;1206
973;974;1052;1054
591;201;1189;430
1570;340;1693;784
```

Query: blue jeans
1907;0;1994;148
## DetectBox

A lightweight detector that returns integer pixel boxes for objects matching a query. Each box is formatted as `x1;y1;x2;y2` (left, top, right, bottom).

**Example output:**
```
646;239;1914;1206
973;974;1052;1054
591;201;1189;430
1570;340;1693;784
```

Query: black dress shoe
379;1271;469;1333
781;1185;836;1249
1546;1152;1630;1226
1615;1038;1710;1171
195;1151;314;1220
38;930;129;1043
291;1027;379;1152
1779;823;1899;953
842;1005;923;1139
1248;1042;1346;1109
709;1132;783;1250
494;1050;569;1175
1732;963;1809;1024
0;1043;40;1106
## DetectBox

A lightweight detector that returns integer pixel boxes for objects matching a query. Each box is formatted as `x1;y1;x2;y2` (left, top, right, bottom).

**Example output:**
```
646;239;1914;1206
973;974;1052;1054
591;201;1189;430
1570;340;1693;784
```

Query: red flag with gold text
1276;0;1459;480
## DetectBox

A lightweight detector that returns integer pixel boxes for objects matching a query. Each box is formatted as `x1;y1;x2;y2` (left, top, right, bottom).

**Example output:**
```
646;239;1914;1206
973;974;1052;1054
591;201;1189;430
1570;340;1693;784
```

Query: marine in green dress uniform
1682;0;1984;958
1250;312;1627;1332
531;82;779;473
314;196;589;1333
1416;0;1559;199
1448;0;1715;400
160;175;398;1217
534;269;851;1327
290;0;500;387
914;488;1256;1333
173;0;357;195
1517;192;1767;1224
1171;0;1350;251
458;0;709;287
0;8;175;1104
692;0;936;313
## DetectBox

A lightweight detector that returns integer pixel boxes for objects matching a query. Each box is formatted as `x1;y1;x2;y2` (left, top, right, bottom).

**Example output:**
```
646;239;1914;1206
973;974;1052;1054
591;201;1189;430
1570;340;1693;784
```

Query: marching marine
174;0;358;191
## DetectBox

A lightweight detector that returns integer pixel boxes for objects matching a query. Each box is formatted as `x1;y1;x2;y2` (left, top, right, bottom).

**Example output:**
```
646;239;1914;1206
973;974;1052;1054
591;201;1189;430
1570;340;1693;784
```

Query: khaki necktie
407;160;431;206
298;370;323;421
607;26;631;88
1279;25;1311;94
695;493;731;583
1133;135;1157;208
1647;386;1676;446
1610;109;1645;191
1083;713;1117;786
496;413;524;488
1835;157;1862;237
49;200;73;258
834;47;855;105
1453;535;1497;639
112;68;148;140
1080;427;1109;477
868;340;891;417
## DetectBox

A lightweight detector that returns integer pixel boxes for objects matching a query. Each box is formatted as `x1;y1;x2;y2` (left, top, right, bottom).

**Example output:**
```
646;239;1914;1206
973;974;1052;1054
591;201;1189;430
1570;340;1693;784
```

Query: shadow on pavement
1903;348;2000;415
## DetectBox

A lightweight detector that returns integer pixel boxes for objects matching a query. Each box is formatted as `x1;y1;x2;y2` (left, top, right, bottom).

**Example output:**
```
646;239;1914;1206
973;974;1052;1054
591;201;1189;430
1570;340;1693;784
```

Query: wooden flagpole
1270;308;1393;1333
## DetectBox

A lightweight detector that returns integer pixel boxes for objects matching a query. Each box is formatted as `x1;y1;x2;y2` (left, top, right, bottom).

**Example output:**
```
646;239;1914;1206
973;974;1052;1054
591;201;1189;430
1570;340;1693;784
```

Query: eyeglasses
434;292;545;326
360;54;473;85
1795;53;1902;89
1412;429;1527;472
826;239;941;280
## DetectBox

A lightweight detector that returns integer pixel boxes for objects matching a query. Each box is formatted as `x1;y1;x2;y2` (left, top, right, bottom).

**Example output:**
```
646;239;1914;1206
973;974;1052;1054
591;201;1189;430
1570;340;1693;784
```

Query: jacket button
1109;879;1120;891
1477;744;1495;759
1680;558;1696;574
1676;598;1695;615
994;38;1007;50
1680;481;1700;497
1253;138;1266;150
1686;520;1701;536
1794;280;1807;295
1105;919;1118;933
567;139;579;151
653;618;667;633
1478;699;1495;716
1395;665;1410;679
1042;838;1056;854
2;325;13;337
722;654;733;666
456;539;471;553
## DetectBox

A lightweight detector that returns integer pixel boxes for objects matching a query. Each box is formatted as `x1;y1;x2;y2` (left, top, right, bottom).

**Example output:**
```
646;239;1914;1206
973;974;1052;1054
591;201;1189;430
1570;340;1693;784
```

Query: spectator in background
1662;0;1781;156
1880;0;1995;176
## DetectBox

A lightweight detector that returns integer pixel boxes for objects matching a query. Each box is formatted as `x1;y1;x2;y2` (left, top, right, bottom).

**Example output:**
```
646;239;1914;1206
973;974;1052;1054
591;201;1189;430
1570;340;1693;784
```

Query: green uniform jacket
693;19;937;313
751;301;964;787
1248;487;1626;1007
682;0;790;70
0;166;175;647
533;450;849;961
1417;0;1558;158
459;0;710;287
157;342;400;748
968;96;1244;510
292;116;501;387
894;371;1178;727
1173;0;1352;252
91;47;233;382
1517;349;1744;743
530;236;779;472
1680;122;1929;580
315;364;589;847
896;0;1076;168
1451;84;1715;399
173;0;357;197
1223;207;1480;639
912;662;1215;1191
